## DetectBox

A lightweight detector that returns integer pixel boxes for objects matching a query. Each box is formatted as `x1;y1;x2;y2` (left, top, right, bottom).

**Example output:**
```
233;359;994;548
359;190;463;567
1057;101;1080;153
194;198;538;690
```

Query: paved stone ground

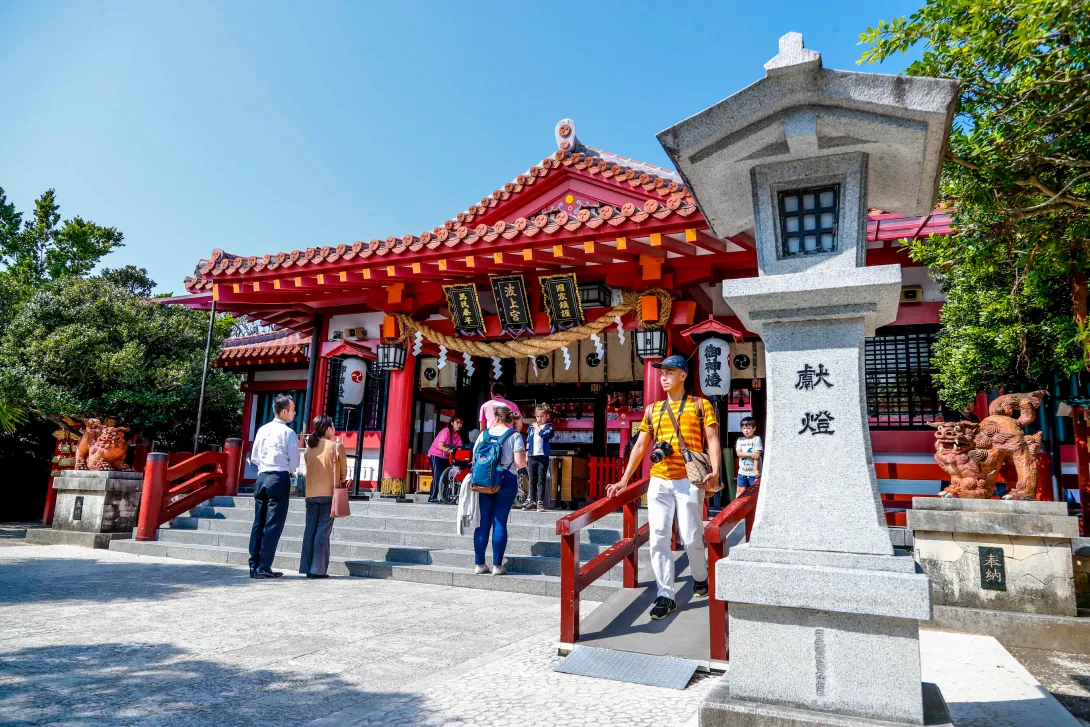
0;542;1084;726
1008;647;1090;727
0;544;715;726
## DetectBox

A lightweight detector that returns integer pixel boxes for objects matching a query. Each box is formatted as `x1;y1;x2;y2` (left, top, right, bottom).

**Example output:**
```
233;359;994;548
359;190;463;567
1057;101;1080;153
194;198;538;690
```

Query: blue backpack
471;429;516;493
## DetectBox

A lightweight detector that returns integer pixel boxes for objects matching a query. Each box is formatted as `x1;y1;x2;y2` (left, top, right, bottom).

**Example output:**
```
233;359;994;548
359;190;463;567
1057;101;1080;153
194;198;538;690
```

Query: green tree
862;0;1090;406
0;270;242;451
0;187;124;291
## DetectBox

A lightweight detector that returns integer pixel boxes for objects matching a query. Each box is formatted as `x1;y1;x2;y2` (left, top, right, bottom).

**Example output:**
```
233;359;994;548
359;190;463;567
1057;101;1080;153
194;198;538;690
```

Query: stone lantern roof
657;32;959;239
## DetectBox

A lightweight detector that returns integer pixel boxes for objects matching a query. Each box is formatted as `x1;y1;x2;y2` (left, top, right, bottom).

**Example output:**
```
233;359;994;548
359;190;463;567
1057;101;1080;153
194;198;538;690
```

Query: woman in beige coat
300;415;346;578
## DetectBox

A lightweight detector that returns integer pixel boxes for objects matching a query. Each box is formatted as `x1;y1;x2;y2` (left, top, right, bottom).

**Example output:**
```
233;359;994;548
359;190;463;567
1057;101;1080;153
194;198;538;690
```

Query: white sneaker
474;564;490;575
492;564;507;576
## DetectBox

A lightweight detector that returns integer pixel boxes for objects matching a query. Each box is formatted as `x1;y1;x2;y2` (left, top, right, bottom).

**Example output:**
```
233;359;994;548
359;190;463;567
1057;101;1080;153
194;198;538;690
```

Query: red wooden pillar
223;438;243;496
560;532;580;644
136;452;169;541
623;499;639;587
380;349;416;496
642;351;666;481
707;537;727;662
42;476;59;526
1036;452;1055;502
1074;409;1090;536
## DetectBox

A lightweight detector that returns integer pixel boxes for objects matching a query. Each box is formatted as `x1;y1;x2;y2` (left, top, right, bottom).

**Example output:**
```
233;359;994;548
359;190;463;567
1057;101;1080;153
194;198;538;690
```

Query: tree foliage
862;0;1090;406
0;187;124;292
0;271;242;451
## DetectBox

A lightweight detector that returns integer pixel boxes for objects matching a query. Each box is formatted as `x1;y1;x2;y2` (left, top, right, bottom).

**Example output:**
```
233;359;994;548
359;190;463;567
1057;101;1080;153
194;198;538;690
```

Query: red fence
136;438;243;541
588;457;625;501
556;477;650;646
705;484;759;663
876;453;1055;526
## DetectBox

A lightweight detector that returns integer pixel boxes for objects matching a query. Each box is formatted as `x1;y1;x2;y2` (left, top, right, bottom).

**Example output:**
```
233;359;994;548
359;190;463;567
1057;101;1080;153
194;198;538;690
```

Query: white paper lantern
339;357;368;406
697;337;731;397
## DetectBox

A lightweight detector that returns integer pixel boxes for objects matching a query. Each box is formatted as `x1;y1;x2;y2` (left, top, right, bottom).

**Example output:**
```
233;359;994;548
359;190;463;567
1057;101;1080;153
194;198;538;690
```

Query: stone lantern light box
659;33;959;727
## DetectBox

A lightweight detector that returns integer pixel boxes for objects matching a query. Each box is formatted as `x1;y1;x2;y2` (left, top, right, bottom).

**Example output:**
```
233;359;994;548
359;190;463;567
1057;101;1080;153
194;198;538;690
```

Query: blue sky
0;1;923;294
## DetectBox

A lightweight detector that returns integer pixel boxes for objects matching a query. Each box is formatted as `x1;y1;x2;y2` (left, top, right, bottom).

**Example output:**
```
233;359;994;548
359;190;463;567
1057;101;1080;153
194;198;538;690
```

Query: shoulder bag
665;396;721;492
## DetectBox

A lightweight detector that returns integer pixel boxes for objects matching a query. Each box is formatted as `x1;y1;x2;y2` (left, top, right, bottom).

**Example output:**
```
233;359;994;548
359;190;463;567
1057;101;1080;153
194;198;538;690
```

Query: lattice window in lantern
778;185;839;257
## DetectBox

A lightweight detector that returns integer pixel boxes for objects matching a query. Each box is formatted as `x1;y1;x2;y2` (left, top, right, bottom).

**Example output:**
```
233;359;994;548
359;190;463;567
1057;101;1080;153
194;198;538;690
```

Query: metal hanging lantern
634;328;667;361
375;341;407;372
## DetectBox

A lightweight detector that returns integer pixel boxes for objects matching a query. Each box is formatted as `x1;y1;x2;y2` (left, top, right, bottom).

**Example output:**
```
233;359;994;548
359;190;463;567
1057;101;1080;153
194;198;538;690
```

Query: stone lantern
659;33;958;726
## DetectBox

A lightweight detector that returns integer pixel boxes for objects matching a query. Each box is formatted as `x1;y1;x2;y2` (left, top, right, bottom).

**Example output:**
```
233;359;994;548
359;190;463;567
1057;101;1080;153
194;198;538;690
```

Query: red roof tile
184;119;954;293
214;330;309;366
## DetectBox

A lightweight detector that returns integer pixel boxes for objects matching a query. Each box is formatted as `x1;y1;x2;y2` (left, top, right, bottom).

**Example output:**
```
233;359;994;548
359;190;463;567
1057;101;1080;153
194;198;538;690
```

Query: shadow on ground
0;555;254;605
0;642;421;727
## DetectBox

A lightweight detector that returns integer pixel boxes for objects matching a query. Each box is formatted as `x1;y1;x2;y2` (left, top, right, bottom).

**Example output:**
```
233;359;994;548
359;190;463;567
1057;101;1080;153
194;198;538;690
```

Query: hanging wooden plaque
491;275;532;332
443;284;485;333
539;273;585;327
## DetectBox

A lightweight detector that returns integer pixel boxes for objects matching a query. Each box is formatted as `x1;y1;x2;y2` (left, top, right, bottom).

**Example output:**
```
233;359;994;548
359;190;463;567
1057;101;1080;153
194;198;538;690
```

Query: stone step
200;496;628;529
151;527;627;579
107;539;623;601
164;517;618;559
179;508;625;544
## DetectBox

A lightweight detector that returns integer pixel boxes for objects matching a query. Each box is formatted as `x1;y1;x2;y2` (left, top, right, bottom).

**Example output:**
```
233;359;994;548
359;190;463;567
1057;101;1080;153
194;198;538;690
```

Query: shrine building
169;118;953;501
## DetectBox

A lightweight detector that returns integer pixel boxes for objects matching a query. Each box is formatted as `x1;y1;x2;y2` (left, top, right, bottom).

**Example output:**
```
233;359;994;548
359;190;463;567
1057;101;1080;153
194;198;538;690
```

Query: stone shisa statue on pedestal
74;417;131;472
931;390;1046;500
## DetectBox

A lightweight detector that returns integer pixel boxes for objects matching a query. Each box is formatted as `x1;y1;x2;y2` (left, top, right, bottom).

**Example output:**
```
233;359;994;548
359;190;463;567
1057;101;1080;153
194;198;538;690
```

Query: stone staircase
110;496;643;601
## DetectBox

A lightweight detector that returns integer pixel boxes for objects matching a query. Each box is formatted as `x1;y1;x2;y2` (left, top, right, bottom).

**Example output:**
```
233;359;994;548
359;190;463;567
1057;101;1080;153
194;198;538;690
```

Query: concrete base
909;498;1079;617
718;545;933;724
25;528;131;549
700;680;953;727
925;603;1090;654
51;470;143;534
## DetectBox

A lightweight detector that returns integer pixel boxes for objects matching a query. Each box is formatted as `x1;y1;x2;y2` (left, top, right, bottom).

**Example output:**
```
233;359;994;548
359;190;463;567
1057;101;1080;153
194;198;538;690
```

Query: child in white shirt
735;417;763;495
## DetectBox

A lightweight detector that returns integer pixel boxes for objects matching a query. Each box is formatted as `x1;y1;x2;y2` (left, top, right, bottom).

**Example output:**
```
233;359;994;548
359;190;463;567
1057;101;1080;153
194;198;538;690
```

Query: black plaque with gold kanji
978;546;1007;591
491;276;531;332
539;273;585;327
443;284;485;334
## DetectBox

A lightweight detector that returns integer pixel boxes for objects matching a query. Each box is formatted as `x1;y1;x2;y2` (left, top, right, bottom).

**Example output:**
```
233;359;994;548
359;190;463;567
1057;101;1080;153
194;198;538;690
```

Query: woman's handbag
665;397;721;492
331;484;351;518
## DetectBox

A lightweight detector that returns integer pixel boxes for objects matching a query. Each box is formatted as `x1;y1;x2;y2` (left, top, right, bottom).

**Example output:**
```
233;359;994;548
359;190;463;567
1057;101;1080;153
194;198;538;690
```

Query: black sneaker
693;579;709;598
649;597;677;620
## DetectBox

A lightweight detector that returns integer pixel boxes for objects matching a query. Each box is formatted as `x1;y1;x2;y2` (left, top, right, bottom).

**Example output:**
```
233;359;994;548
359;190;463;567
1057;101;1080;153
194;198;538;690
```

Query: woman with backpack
469;405;526;575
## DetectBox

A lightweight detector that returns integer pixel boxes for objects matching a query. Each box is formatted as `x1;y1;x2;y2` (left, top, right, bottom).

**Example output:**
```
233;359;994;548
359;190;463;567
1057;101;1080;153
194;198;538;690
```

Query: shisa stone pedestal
659;32;958;727
909;498;1079;617
27;470;142;549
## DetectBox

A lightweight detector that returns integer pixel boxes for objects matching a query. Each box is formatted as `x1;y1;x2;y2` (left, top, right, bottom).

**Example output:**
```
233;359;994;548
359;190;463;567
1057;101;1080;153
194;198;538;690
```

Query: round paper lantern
339;357;368;406
697;337;731;397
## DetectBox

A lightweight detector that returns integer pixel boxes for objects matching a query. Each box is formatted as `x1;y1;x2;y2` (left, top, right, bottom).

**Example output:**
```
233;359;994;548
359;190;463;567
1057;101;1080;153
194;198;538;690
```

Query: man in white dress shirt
248;394;300;578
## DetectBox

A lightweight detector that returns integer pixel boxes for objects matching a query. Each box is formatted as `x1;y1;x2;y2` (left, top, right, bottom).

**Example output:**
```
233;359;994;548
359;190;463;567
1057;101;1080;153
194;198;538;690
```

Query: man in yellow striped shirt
607;355;721;620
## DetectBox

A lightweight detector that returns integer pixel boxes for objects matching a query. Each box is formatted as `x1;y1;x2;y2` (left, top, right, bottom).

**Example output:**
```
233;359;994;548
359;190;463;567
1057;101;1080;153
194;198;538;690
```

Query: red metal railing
136;438;243;541
588;456;625;500
556;476;650;645
705;485;759;663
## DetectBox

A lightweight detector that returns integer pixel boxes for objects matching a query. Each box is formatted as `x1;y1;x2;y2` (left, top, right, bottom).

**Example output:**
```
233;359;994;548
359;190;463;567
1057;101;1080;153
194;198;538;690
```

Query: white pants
648;476;707;600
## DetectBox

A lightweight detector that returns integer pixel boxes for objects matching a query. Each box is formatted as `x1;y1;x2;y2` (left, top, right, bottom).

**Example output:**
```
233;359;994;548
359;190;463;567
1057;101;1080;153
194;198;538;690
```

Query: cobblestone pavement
2;543;1084;726
0;544;713;726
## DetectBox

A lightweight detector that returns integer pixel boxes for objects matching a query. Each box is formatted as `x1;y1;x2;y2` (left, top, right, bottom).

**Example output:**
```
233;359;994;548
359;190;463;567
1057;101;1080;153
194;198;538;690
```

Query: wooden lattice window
865;329;940;429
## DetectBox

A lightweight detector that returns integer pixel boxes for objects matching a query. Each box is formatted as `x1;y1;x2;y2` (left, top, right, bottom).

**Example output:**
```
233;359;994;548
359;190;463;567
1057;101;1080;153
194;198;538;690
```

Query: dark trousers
249;471;291;572
473;471;518;567
527;455;549;503
428;455;448;502
299;496;334;576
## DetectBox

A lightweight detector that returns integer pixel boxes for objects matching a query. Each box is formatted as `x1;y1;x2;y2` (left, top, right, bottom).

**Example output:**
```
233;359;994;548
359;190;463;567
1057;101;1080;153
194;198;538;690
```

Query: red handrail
136;438;243;541
556;476;650;645
704;484;760;663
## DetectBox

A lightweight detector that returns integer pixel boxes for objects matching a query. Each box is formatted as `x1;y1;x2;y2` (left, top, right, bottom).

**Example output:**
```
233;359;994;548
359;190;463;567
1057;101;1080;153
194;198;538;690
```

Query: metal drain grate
556;646;699;690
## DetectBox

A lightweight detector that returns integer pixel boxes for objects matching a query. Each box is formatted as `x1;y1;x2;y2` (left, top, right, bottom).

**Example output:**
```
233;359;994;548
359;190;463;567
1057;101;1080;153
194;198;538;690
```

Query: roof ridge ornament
555;118;583;153
763;31;821;76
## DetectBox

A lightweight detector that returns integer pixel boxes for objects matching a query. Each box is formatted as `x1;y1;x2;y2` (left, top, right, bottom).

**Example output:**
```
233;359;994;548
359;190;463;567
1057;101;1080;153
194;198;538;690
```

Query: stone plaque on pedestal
659;32;958;727
27;470;143;549
909;498;1079;617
